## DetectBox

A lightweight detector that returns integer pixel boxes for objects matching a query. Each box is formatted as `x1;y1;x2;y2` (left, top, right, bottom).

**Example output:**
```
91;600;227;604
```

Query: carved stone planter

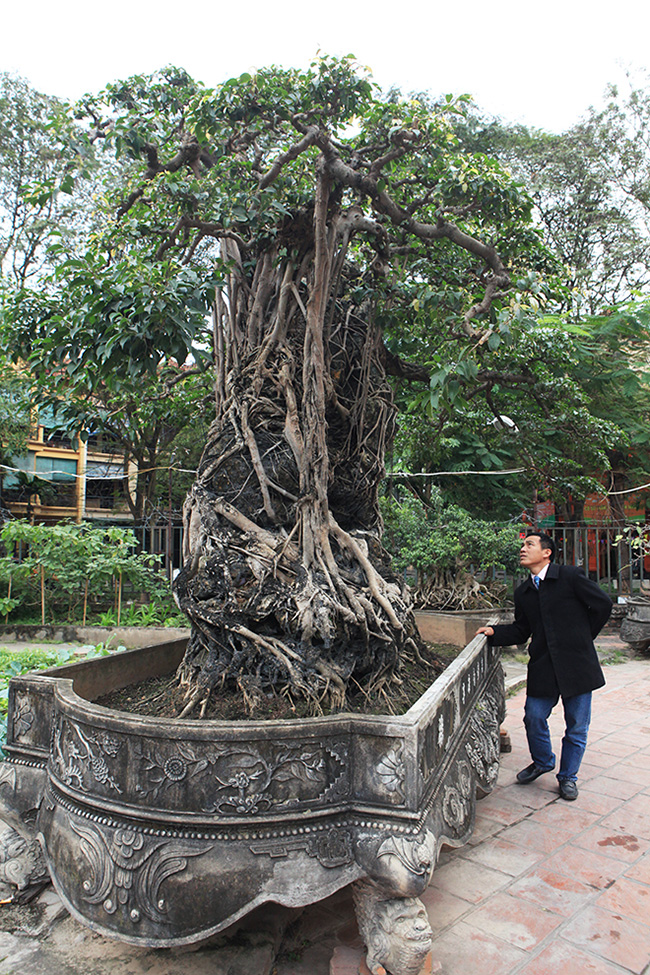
620;598;650;652
0;633;503;970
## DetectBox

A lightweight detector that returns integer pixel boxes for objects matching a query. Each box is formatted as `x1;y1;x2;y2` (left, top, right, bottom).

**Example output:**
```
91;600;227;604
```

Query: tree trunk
173;177;422;716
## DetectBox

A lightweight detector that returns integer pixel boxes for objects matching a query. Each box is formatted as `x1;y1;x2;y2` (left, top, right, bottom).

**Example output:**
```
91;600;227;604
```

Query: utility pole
167;452;176;583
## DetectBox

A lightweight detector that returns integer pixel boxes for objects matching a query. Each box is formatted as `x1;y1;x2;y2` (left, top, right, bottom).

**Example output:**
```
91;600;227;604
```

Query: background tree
384;287;624;524
457;91;650;313
3;232;217;521
0;73;99;287
381;490;520;609
8;60;556;716
0;361;32;515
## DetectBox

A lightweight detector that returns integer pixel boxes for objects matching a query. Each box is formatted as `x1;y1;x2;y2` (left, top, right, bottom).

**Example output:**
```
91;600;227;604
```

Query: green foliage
0;362;30;456
381;490;520;578
97;600;187;628
0;73;98;286
3;58;549;393
0;520;169;623
0;360;32;506
0;57;559;532
456;88;650;314
389;301;633;518
6;255;218;384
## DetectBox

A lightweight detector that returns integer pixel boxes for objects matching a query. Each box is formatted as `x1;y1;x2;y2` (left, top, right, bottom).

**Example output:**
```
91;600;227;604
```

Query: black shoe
559;779;578;801
516;762;554;784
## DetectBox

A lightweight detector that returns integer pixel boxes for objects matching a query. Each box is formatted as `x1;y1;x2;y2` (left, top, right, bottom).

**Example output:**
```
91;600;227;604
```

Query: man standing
477;531;612;800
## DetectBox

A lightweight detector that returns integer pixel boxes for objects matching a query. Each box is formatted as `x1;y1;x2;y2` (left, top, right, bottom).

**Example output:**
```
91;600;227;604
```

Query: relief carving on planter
0;824;48;889
465;686;503;791
352;879;433;975
375;743;406;804
419;696;455;788
52;719;122;794
69;817;212;925
356;829;435;898
11;694;35;742
250;825;354;868
135;738;347;815
441;759;473;835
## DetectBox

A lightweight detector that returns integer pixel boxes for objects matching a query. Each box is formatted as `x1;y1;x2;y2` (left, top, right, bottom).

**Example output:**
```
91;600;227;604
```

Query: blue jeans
523;692;592;782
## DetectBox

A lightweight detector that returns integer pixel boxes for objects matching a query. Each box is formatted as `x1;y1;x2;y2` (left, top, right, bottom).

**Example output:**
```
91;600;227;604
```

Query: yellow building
3;407;134;524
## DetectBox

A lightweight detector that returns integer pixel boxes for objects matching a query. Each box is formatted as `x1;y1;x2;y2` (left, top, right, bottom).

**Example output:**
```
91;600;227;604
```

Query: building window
85;462;126;511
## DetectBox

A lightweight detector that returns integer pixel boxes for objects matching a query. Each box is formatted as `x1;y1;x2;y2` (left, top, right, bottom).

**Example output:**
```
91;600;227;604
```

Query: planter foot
352;880;433;975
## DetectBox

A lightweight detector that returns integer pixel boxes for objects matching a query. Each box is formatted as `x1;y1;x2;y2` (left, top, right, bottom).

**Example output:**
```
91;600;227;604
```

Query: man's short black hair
526;530;556;561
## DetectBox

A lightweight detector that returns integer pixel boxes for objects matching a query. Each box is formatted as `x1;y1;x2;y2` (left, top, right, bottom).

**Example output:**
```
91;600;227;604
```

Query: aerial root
328;515;403;630
178;686;205;719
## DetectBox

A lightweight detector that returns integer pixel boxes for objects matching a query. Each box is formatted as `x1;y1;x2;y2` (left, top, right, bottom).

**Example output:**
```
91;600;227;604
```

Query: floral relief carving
375;744;405;803
136;739;339;815
465;687;502;789
52;720;122;794
12;694;35;740
441;759;473;830
135;743;210;800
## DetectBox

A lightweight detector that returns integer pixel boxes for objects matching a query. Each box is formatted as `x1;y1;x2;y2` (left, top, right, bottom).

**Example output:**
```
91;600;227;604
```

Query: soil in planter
95;643;460;720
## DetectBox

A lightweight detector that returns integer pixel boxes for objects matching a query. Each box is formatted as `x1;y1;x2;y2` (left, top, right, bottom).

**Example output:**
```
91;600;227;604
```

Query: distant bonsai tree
382;492;520;610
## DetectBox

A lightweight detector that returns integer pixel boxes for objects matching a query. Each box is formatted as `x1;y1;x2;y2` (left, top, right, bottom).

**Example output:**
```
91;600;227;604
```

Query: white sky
2;0;649;132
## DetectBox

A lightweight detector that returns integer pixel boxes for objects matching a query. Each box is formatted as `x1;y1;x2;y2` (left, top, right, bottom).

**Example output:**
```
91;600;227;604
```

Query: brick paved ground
329;647;650;975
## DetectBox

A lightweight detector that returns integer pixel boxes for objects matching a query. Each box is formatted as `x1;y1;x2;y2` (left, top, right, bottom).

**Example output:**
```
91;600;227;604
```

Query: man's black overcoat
489;564;613;698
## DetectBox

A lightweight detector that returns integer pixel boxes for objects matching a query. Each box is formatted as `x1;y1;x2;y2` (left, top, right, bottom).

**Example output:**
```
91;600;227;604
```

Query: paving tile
465;891;563;949
459;836;545;876
516;938;634;975
420;885;471;932
620;751;650;770
465;816;504;846
329;944;364;975
501;818;575;855
542;845;627;890
515;785;561;810
499;753;526;773
578;750;622;770
625;851;650;886
469;792;533;826
597;876;650;925
574;825;650;863
428;857;511;904
610;730;650;748
589;739;645;758
529;801;601;832
562;904;650;973
574;761;605;783
428;920;528;975
508;866;598;917
599;795;650;841
495;777;561;806
568;789;622;817
580;773;644;800
604;761;650;787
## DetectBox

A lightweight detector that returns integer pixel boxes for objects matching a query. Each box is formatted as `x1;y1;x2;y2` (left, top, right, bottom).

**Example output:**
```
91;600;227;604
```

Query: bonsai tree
381;491;520;610
9;59;549;715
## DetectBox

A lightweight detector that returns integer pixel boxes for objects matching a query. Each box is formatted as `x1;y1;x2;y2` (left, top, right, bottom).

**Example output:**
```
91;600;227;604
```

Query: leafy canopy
3;58;554;395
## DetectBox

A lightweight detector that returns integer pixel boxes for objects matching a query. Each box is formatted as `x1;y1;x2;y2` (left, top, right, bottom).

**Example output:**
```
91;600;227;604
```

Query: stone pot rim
47;633;486;737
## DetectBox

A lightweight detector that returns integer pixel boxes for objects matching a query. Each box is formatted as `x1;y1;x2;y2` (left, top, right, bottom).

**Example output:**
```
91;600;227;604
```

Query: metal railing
544;525;647;597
